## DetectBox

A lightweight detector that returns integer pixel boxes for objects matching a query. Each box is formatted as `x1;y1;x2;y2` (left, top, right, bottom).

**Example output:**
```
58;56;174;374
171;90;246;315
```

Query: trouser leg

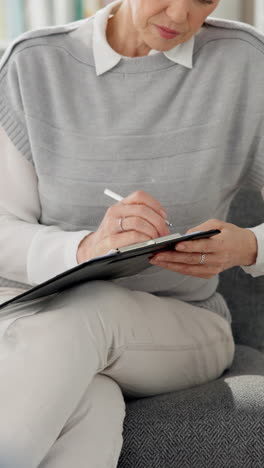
99;285;234;398
0;281;234;467
0;290;104;468
39;374;125;468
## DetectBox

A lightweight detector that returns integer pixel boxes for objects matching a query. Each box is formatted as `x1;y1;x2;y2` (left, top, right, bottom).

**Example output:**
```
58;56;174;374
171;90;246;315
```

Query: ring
118;217;126;232
199;253;206;265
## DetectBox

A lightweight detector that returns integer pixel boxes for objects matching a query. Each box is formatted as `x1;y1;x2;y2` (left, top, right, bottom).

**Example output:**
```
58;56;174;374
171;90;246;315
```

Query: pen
104;188;173;227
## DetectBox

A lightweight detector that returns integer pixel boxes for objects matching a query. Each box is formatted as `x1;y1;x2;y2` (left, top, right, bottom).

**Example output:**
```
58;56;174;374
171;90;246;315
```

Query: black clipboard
0;229;220;309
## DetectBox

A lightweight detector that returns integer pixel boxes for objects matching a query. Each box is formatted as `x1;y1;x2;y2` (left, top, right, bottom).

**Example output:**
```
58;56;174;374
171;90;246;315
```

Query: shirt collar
93;0;194;76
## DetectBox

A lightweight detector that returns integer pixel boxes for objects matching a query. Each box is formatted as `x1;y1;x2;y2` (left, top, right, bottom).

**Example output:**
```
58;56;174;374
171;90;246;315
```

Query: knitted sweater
1;15;264;323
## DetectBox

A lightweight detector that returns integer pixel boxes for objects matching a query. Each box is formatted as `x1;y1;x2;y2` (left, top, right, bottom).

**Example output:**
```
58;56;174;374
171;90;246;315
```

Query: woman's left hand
149;219;258;279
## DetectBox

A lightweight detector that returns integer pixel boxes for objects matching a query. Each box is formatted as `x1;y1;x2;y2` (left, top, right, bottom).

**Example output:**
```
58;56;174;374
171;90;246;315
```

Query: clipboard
0;229;220;309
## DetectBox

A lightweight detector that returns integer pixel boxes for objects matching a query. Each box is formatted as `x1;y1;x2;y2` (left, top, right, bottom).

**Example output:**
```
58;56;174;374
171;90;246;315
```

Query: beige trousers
0;281;235;468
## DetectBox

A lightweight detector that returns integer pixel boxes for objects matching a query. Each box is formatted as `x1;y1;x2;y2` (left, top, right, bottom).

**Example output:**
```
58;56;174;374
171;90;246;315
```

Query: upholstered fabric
118;189;264;467
119;345;264;468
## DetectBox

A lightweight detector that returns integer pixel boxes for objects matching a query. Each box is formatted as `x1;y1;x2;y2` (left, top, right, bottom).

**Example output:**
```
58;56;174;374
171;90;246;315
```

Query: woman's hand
77;190;170;263
149;219;258;279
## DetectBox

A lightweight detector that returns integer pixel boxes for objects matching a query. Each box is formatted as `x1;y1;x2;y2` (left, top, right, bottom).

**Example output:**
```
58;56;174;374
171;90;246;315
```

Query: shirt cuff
27;227;92;285
240;224;264;277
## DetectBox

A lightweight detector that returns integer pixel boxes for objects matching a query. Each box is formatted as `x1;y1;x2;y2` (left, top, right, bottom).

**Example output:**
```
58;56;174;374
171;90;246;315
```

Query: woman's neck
105;4;151;57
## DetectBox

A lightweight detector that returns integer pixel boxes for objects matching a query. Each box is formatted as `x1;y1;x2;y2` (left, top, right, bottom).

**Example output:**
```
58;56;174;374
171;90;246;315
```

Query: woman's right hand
77;190;170;263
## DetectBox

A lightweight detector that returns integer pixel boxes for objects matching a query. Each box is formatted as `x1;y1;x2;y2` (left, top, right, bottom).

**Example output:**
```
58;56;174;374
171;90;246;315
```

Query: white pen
104;188;173;227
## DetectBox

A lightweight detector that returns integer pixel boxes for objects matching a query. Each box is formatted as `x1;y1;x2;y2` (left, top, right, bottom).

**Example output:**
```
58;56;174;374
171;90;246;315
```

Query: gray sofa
118;188;264;468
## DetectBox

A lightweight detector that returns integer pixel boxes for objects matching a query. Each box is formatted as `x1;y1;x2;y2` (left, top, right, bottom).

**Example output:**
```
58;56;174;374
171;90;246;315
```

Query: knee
60;280;132;327
210;323;235;381
91;374;125;404
48;281;133;362
224;326;235;370
66;280;124;303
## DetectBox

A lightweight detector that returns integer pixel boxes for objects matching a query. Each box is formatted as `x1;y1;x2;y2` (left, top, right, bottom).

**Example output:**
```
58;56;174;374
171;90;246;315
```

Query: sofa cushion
217;188;264;351
118;345;264;468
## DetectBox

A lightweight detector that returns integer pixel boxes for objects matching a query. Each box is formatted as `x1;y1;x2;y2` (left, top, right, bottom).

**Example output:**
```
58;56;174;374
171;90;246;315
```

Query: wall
254;0;264;31
211;0;242;21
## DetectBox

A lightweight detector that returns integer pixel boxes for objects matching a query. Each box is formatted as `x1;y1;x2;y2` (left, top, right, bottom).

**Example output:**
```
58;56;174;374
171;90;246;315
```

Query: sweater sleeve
0;127;92;286
0;46;34;165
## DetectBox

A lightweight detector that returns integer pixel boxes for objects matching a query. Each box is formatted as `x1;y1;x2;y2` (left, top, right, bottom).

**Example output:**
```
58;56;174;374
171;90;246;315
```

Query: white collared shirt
0;0;263;290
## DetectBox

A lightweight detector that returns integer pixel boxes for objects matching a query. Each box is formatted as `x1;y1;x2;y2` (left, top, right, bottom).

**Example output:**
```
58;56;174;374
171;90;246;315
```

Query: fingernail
160;209;167;218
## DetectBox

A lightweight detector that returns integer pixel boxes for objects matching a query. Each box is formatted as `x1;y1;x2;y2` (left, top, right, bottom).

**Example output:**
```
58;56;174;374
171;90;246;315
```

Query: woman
0;0;263;466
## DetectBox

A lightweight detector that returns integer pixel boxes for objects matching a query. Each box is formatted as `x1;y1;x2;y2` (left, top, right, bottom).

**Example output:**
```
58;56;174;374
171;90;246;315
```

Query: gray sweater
1;17;264;323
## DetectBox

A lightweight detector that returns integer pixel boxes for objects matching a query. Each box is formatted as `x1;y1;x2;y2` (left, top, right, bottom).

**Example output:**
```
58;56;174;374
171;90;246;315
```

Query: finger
92;231;152;258
175;237;220;253
185;219;224;235
122;190;167;220
149;260;217;278
108;203;169;237
151;251;212;265
118;216;160;240
106;231;152;250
